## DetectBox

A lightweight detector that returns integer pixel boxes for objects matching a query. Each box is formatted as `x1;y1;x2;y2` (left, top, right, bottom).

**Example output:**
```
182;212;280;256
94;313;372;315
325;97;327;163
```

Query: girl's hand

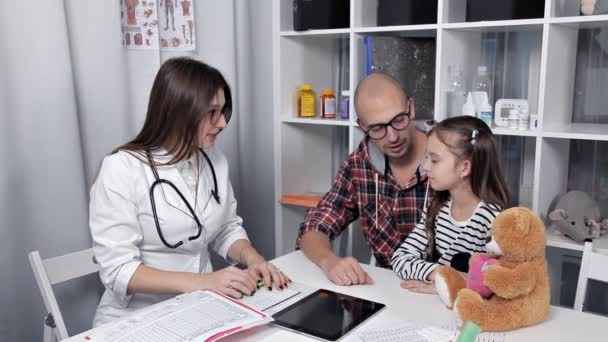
247;261;291;290
400;280;437;294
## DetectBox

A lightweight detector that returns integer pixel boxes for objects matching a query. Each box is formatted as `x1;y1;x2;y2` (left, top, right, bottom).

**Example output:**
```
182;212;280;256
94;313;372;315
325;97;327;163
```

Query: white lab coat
89;147;248;327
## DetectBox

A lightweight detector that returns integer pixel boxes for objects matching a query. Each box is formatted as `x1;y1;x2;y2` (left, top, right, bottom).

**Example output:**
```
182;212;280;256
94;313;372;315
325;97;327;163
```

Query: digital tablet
271;289;385;341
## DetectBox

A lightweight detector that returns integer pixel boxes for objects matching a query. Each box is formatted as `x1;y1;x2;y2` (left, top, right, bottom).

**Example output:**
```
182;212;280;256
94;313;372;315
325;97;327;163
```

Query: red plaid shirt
297;138;430;268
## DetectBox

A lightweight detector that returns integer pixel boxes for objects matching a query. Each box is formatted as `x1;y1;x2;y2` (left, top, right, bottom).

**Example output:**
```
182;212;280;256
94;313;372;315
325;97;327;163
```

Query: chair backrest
28;249;100;341
573;241;608;312
369;253;377;267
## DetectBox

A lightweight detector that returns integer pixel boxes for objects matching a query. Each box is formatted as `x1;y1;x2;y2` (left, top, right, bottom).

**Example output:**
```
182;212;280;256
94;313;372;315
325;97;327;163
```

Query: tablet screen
271;289;385;341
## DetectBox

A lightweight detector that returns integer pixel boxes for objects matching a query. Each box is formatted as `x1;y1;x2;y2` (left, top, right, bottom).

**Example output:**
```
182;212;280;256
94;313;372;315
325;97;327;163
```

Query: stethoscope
146;149;220;249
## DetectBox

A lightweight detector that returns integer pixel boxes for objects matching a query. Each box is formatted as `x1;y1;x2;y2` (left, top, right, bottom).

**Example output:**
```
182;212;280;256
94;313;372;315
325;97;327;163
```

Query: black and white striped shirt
391;200;501;282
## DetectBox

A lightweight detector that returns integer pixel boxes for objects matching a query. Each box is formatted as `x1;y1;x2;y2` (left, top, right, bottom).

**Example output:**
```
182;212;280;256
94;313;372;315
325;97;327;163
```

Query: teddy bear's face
486;207;546;262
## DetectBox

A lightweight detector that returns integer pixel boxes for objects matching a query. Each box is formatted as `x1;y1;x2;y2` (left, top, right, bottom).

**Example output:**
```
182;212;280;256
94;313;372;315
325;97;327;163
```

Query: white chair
28;249;100;342
573;241;608;312
369;254;377;267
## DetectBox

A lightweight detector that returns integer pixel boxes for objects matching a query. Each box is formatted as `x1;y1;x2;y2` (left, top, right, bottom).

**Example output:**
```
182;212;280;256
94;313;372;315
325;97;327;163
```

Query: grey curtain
0;1;275;340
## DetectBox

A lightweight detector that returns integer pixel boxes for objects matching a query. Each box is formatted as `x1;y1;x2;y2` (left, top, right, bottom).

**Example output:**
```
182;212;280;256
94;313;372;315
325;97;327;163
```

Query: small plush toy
581;0;597;15
548;191;608;243
434;207;550;332
466;254;499;299
581;0;608;15
433;254;498;309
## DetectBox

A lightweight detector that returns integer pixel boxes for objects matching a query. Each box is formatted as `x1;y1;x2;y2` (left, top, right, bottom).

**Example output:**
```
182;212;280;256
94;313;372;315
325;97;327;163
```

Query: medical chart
121;0;196;51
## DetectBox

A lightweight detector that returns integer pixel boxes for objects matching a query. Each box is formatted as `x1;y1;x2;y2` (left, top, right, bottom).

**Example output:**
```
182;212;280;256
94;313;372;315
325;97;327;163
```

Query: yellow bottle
297;84;316;117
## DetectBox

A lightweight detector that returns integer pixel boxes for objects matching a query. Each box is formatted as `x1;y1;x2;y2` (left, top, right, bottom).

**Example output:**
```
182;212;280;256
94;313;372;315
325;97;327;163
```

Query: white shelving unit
273;0;608;309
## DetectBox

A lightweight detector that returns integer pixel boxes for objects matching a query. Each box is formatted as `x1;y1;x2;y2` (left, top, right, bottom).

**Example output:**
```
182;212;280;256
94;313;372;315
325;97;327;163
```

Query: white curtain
0;1;275;340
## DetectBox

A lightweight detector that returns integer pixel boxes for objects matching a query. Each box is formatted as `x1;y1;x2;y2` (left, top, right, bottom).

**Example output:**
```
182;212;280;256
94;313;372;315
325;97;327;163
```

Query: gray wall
237;0;276;260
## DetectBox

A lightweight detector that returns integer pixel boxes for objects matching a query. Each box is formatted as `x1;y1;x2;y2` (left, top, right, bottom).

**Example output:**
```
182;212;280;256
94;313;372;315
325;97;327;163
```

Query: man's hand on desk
321;256;374;286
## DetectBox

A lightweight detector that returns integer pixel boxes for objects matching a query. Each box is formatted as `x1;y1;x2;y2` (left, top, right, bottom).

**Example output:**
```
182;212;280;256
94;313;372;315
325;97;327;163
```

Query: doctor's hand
247;261;291;291
199;266;257;299
321;256;374;286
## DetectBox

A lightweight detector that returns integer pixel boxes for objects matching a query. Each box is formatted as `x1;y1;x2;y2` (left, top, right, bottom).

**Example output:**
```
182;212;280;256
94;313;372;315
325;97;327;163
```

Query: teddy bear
434;207;550;332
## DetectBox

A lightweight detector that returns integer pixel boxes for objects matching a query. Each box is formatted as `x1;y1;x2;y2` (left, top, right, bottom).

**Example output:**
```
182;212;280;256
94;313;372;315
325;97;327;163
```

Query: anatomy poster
158;0;196;51
121;0;196;51
121;0;160;50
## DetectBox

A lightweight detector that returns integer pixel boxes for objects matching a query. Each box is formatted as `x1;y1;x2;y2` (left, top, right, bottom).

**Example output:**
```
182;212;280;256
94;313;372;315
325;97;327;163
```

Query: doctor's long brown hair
113;57;232;163
424;116;511;261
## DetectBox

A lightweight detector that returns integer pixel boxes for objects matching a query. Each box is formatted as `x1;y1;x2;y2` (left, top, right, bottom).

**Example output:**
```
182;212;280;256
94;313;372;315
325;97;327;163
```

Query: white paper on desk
238;282;312;312
83;290;272;342
355;320;506;342
239;287;300;311
355;321;454;342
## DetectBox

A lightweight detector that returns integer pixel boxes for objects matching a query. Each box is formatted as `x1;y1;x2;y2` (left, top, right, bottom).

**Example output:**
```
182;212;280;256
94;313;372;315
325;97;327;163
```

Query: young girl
391;116;511;293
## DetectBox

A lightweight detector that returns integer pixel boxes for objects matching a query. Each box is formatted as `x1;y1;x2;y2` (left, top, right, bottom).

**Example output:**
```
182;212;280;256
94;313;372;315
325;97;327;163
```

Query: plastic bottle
529;114;538;130
445;64;467;117
339;98;349;119
462;92;476;117
320;89;336;118
456;321;481;342
471;66;493;112
297;84;316;117
478;92;493;127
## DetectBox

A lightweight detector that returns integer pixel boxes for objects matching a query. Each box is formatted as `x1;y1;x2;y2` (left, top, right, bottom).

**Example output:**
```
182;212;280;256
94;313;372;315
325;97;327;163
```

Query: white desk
68;251;607;341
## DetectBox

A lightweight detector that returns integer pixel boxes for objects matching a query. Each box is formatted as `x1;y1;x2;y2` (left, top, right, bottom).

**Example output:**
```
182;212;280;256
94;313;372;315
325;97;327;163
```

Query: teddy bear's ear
513;208;532;235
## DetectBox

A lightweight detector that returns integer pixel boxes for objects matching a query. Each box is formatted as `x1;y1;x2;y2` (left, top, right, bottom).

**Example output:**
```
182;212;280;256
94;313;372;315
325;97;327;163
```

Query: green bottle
456;321;481;342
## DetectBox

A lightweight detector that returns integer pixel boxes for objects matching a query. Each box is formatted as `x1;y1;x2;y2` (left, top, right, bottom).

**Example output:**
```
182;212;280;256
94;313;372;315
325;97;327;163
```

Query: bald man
297;73;430;286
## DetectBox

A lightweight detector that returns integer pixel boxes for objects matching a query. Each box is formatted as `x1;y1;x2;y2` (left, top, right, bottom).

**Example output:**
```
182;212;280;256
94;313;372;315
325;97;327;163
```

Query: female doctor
90;57;290;326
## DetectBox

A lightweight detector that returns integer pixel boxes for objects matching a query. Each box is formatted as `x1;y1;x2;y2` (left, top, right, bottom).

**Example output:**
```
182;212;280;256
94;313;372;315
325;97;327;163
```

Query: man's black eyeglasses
358;111;411;140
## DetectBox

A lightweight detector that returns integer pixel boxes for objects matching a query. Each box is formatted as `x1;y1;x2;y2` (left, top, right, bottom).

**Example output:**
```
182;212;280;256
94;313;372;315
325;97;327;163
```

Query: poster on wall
121;0;196;51
158;0;196;51
121;0;160;50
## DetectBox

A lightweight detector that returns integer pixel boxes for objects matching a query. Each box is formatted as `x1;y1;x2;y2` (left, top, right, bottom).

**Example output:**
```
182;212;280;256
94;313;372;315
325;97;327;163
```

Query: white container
471;66;493;110
508;109;519;130
462;92;476;117
446;65;467;117
519;112;530;130
477;92;493;127
529;114;539;130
